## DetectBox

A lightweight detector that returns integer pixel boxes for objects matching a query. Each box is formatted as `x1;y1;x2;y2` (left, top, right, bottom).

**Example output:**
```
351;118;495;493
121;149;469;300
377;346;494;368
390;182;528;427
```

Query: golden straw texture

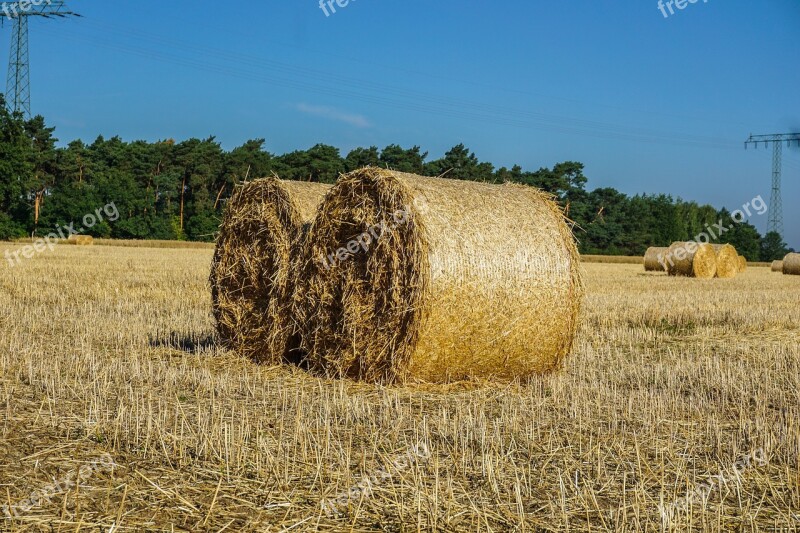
783;253;800;276
771;260;784;272
209;178;331;364
737;255;747;273
711;243;739;279
643;247;669;272
296;167;584;384
665;241;717;279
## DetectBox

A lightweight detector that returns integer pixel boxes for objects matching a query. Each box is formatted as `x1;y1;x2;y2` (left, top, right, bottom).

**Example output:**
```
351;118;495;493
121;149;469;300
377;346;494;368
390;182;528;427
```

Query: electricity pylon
745;133;800;237
2;1;79;118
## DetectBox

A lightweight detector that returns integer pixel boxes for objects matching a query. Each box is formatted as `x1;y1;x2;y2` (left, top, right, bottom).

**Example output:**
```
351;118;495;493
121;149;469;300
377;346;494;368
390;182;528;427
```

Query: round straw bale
711;243;738;279
783;253;800;276
209;177;331;364
296;167;584;384
737;255;747;273
67;235;93;246
771;260;784;272
665;241;717;279
643;247;669;272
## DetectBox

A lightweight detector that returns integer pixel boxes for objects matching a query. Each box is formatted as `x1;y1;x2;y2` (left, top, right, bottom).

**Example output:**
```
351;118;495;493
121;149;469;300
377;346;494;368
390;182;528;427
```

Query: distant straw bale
737;255;747;273
643;247;669;272
665;241;717;279
783;253;800;276
711;243;739;279
296;167;584;384
209;178;331;364
771;260;784;272
67;235;93;246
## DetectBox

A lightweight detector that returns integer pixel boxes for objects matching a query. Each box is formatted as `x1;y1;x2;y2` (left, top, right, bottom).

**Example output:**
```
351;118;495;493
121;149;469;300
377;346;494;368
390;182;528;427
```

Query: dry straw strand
771;260;784;272
665;241;717;279
209;177;331;364
711;243;739;279
782;253;800;276
643;247;669;272
296;167;585;384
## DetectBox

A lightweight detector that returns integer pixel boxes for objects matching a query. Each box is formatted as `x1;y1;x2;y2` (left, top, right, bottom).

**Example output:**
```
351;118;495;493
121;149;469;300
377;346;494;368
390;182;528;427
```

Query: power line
86;16;771;133
36;20;740;150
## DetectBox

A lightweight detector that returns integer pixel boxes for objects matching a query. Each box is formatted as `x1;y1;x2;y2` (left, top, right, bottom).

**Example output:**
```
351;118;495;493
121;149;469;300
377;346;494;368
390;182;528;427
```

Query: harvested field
0;245;798;532
11;238;216;249
581;254;641;264
588;253;770;268
92;239;216;249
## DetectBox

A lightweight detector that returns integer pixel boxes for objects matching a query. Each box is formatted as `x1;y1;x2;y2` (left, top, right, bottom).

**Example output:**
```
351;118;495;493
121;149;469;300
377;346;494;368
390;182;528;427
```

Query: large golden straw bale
711;243;739;279
783;253;800;276
296;168;584;384
643;247;669;272
665;241;717;279
67;235;93;246
771;260;784;272
209;178;331;364
737;255;747;273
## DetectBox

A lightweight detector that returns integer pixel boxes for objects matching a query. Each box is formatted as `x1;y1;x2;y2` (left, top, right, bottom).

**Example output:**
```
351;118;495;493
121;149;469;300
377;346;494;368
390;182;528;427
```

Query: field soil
0;244;798;531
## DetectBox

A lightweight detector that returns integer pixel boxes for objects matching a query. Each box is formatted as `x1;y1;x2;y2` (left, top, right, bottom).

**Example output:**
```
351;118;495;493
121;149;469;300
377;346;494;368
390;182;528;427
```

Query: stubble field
0;243;798;532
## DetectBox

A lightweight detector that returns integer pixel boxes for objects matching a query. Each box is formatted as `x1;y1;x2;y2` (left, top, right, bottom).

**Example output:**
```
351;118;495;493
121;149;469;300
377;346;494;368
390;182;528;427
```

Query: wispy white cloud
295;103;371;128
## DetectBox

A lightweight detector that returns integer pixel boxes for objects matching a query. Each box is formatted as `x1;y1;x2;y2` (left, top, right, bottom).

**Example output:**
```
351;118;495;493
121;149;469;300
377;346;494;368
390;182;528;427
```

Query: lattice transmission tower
745;133;800;237
2;1;79;118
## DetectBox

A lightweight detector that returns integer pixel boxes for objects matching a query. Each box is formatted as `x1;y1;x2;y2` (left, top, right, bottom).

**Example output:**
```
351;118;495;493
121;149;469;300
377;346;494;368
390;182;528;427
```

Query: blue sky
7;0;800;248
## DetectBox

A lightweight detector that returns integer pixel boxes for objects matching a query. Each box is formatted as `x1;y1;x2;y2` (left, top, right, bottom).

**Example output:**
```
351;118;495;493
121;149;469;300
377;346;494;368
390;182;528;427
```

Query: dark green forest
0;101;792;260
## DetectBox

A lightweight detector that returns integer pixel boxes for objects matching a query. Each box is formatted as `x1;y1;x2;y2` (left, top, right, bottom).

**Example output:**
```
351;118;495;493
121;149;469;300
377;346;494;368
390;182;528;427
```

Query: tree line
0;100;792;260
